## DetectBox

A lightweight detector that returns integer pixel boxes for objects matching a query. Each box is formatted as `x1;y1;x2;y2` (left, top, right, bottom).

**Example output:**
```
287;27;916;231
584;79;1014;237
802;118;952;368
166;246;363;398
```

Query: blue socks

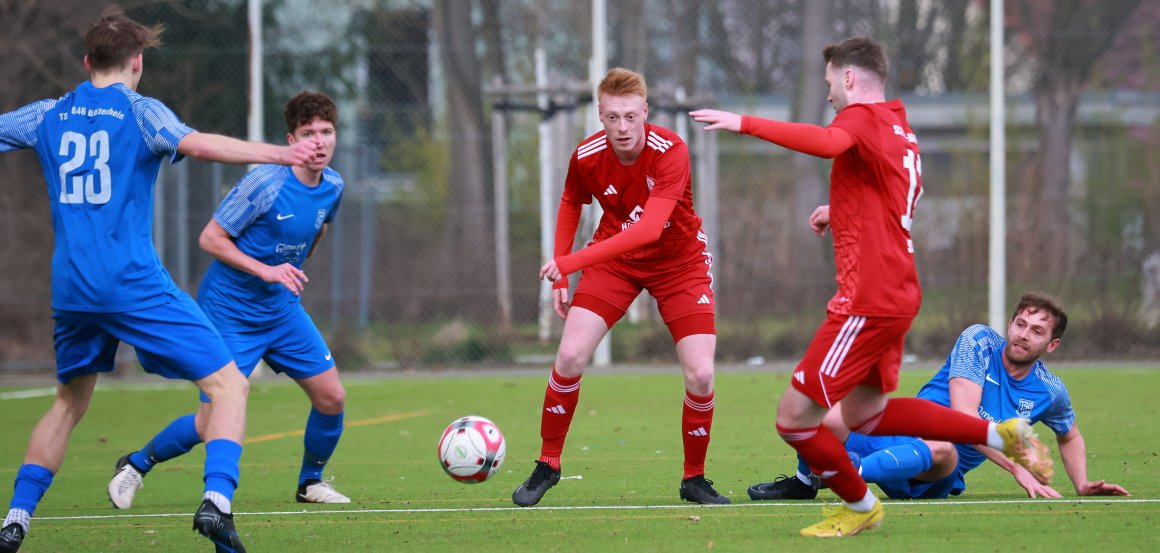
203;439;243;501
299;408;344;484
794;437;933;484
9;464;54;516
129;414;202;472
859;439;933;483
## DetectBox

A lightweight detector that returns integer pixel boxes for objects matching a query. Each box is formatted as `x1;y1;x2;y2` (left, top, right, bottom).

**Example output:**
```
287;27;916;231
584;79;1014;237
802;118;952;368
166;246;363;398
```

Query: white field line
0;382;192;401
34;497;1160;522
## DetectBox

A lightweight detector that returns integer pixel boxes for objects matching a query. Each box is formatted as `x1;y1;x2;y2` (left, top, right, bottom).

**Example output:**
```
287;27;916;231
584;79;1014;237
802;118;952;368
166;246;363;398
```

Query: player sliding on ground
749;291;1129;502
108;92;351;511
691;36;1054;537
512;68;728;507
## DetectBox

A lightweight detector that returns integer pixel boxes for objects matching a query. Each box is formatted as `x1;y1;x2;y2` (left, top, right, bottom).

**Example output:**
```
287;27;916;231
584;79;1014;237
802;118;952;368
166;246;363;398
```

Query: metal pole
536;45;555;342
989;0;1007;330
248;0;264;145
589;0;611;366
176;161;189;290
492;82;512;331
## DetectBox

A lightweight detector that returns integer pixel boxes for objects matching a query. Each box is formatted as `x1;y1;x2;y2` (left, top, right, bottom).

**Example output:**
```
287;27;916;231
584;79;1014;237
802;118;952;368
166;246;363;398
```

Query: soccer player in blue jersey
748;292;1130;501
0;7;317;553
108;91;350;508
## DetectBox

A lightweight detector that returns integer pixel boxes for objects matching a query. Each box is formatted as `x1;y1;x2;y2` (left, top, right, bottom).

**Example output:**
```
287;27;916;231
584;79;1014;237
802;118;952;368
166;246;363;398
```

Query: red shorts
791;313;913;408
572;249;715;342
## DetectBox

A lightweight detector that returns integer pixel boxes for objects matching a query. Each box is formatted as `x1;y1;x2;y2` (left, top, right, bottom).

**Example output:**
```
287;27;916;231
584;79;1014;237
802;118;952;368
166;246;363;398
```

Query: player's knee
927;440;958;468
203;371;249;404
51;395;91;426
683;366;714;395
314;384;346;414
554;347;590;376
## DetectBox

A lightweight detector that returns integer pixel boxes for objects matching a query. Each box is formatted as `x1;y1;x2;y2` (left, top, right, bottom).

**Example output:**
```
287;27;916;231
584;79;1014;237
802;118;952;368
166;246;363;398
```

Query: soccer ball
437;415;507;483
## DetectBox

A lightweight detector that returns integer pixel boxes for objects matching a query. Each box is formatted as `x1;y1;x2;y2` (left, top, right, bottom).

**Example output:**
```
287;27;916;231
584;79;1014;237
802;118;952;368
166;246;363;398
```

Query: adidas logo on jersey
793;371;805;384
603;184;618;195
687;427;708;437
546;405;567;415
697;294;711;305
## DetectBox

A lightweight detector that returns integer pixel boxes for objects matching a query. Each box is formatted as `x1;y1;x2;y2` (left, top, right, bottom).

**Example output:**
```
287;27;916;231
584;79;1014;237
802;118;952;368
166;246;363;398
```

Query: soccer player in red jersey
512;68;728;507
691;37;1053;536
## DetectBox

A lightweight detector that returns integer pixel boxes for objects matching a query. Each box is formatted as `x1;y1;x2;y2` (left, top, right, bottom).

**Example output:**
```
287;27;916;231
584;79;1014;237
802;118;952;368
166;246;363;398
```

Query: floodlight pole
989;0;1007;331
588;0;611;366
248;0;264;146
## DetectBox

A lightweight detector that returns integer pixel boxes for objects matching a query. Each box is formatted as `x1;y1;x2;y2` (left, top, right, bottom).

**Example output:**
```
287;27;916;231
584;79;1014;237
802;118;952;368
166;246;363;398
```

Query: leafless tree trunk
432;0;493;296
787;0;832;308
1010;0;1142;279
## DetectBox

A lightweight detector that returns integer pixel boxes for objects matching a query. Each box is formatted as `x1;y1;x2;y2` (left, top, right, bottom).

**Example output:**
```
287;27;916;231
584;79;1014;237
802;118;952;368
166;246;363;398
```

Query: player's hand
552;287;571;319
809;205;831;236
257;263;308;295
540;260;563;284
689;109;742;133
1078;480;1130;496
282;140;317;166
1012;463;1062;498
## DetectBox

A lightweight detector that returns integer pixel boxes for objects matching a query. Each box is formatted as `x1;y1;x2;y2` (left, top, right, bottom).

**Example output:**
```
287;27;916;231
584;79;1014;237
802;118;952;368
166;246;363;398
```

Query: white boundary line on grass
0;382;191;401
35;498;1160;521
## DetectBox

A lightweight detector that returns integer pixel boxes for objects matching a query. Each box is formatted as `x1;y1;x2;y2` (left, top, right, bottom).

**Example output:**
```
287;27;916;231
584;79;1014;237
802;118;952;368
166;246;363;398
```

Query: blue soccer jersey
197;165;344;328
915;324;1075;487
0;82;193;312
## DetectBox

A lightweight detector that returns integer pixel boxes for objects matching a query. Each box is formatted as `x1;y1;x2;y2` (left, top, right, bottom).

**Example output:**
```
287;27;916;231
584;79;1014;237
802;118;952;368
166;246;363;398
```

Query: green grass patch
1;367;1157;551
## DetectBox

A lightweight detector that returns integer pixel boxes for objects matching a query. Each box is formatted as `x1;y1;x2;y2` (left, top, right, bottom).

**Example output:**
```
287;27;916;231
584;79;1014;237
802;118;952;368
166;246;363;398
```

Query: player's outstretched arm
199;219;308;295
1056;425;1130;496
178;132;315;166
691;109;853;159
689;109;742;132
949;376;1061;497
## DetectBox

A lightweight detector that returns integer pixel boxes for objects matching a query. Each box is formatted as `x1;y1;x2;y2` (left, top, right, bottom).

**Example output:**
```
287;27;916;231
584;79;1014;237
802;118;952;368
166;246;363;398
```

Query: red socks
777;423;868;502
852;397;989;444
682;390;715;479
538;367;581;470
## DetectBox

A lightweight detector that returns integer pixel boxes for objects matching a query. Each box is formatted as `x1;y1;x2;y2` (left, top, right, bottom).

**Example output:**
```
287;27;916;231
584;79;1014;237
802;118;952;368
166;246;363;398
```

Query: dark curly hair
284;91;337;134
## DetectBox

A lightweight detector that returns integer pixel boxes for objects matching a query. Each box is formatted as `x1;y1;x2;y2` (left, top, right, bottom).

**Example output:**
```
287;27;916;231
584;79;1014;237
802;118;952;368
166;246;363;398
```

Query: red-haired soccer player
512;68;727;507
692;36;1053;537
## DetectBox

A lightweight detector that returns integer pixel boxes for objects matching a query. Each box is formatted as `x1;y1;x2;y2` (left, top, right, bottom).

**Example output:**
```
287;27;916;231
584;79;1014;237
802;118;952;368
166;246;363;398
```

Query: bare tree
0;1;107;365
432;0;493;297
1008;0;1143;278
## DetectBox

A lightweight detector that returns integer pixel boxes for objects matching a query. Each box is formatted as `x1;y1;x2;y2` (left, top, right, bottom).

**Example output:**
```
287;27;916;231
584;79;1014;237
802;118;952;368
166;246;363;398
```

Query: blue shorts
845;433;959;500
53;292;234;384
197;304;334;402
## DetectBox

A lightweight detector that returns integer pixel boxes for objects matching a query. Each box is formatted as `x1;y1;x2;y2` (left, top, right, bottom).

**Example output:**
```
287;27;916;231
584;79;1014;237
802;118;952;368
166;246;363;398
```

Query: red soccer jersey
825;100;923;317
560;124;704;265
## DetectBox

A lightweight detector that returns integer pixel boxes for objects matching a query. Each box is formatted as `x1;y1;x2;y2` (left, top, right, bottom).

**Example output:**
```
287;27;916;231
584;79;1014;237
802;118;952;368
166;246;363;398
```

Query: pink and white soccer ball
437;415;507;483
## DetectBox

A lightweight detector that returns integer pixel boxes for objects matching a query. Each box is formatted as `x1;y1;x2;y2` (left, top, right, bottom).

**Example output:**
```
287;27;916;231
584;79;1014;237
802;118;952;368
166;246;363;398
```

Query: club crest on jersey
646;176;655;191
315;209;327;229
1017;398;1035;418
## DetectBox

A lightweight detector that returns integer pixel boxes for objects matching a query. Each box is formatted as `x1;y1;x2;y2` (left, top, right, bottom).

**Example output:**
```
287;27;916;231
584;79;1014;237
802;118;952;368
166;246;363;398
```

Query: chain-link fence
2;0;1158;376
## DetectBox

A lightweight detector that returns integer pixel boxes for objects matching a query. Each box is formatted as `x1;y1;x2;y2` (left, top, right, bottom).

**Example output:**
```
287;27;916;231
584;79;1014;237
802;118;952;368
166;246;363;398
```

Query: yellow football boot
996;418;1054;485
800;501;884;538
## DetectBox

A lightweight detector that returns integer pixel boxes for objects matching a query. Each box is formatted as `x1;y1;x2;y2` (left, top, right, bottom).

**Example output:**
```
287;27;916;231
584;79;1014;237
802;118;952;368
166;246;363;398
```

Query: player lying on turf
749;289;1129;501
108;91;351;510
693;36;1054;538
